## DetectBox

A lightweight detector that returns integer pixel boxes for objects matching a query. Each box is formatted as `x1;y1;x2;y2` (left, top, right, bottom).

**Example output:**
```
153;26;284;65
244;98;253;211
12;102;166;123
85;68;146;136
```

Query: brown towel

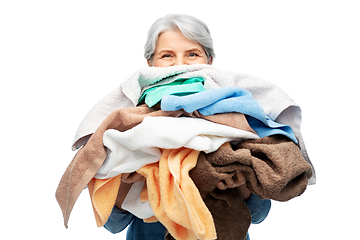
190;135;312;201
55;105;184;228
203;189;251;240
204;135;313;201
184;135;312;239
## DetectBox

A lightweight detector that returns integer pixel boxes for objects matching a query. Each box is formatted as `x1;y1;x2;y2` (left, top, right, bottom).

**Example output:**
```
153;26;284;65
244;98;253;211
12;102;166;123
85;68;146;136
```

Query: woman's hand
217;170;246;190
217;170;252;200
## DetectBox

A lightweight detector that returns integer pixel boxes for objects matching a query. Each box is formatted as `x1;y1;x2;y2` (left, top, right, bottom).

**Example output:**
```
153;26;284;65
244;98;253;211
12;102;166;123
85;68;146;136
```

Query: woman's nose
174;57;187;66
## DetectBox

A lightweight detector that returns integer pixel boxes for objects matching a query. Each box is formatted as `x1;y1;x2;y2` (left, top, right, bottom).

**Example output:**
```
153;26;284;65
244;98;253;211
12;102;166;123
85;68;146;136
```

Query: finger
224;177;237;188
235;170;246;185
217;181;227;190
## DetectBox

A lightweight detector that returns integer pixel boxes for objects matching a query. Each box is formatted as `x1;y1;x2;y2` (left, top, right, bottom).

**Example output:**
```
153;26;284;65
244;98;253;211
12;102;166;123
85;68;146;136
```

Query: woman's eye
189;52;202;58
161;54;172;58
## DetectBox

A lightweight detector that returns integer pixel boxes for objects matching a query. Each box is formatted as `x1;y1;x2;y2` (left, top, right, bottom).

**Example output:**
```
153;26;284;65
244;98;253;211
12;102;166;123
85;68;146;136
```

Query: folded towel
161;87;298;143
56;105;184;228
137;65;209;92
161;87;258;116
87;175;121;227
137;148;217;240
138;77;206;107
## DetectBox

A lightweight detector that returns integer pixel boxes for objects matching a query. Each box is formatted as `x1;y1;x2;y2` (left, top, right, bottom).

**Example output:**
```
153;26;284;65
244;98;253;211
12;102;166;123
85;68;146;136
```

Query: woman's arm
104;206;134;234
245;194;271;224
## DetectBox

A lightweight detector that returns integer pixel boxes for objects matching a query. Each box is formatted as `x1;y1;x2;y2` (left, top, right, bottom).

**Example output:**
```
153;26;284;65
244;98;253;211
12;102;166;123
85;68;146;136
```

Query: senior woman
103;14;271;240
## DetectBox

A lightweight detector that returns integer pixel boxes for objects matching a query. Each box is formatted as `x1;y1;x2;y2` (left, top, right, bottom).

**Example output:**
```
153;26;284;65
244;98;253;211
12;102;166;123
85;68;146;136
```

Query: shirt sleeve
245;193;271;224
104;206;134;234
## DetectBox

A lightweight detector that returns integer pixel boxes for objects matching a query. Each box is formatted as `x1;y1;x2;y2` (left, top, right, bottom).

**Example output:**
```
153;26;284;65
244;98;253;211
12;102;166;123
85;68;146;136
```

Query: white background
1;0;359;239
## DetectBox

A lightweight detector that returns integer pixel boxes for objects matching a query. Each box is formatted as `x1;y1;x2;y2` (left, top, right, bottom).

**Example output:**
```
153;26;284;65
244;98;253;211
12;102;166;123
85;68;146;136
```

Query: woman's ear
208;56;213;65
147;59;152;67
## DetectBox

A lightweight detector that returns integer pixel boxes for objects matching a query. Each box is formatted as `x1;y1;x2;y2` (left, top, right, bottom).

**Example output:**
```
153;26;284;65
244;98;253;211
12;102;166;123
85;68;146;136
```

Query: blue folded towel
161;87;298;143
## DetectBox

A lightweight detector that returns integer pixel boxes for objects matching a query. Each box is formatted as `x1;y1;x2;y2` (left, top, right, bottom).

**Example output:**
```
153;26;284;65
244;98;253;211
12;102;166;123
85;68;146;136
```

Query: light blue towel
161;87;298;143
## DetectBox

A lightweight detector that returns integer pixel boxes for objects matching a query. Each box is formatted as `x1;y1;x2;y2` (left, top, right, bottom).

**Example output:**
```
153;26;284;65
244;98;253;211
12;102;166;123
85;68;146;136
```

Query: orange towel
138;148;216;240
87;175;121;227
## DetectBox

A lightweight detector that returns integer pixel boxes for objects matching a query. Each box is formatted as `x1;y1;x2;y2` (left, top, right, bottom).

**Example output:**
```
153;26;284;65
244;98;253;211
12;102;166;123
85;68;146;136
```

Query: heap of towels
56;64;315;240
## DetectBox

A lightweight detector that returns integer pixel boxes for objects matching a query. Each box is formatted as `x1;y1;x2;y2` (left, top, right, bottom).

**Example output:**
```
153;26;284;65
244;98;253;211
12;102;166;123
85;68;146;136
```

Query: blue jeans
126;217;167;240
104;193;270;239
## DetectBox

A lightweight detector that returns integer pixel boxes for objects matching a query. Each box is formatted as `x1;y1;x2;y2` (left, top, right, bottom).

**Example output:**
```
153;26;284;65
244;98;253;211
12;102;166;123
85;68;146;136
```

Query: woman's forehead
156;30;204;52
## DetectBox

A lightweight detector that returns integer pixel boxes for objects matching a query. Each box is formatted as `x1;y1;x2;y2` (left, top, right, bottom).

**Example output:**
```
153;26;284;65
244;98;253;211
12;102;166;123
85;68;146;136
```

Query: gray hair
144;14;215;64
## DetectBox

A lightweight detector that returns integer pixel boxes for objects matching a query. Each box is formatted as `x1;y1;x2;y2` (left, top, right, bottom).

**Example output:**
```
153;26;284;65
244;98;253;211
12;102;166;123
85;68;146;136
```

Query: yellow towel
87;175;121;227
138;148;217;240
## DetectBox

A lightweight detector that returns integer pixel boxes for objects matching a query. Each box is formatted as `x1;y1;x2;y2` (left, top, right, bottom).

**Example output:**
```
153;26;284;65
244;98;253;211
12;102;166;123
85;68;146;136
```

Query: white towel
121;182;154;219
94;116;259;179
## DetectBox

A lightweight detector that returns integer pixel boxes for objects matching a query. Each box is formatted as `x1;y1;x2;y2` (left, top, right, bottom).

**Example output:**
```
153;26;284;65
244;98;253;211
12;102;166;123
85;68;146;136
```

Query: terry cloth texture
128;135;311;240
137;148;217;240
55;105;184;228
138;77;206;107
97;116;258;179
164;187;251;240
87;175;121;227
168;136;312;240
56;104;258;228
161;87;298;143
71;65;315;184
190;136;313;203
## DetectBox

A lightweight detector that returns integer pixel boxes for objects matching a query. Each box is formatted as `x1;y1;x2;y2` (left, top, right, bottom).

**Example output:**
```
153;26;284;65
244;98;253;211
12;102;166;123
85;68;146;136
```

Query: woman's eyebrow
157;50;174;55
185;48;202;53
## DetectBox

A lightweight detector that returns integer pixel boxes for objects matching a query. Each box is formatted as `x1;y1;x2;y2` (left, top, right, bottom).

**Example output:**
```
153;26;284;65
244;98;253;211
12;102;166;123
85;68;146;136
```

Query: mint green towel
138;77;205;107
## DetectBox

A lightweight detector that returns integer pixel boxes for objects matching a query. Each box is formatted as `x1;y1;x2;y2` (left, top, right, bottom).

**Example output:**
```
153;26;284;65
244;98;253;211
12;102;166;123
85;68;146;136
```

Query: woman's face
149;29;212;67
